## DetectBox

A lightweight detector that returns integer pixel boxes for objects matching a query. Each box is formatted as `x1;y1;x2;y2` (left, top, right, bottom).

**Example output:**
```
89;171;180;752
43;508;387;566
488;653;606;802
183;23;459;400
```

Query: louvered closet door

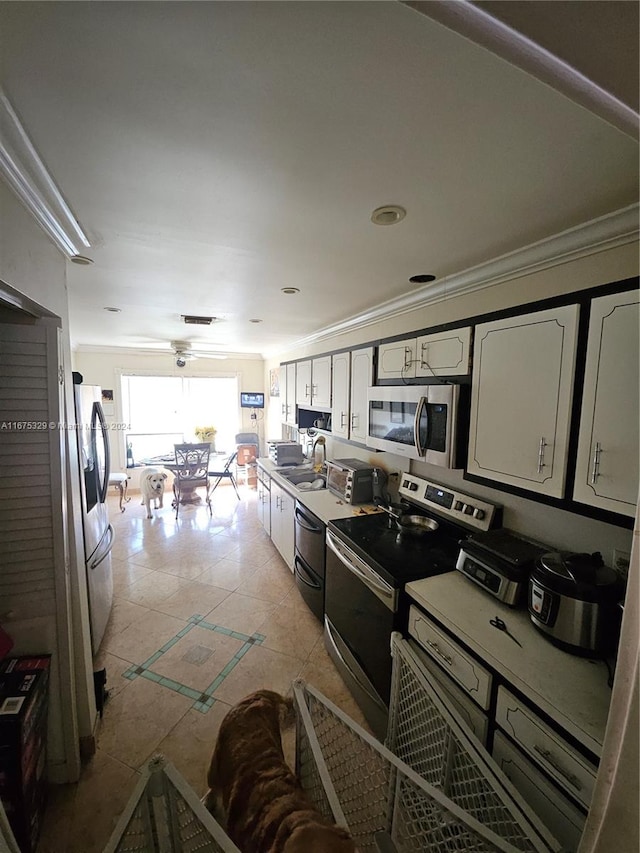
0;323;64;621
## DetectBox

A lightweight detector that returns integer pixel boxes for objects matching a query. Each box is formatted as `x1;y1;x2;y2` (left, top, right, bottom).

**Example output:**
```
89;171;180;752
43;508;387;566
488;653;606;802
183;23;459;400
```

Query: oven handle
414;396;427;457
295;506;323;534
326;531;395;605
294;556;321;590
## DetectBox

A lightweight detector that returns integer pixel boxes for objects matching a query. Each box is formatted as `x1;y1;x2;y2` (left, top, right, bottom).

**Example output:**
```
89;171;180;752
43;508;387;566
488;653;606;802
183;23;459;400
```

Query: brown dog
203;689;356;853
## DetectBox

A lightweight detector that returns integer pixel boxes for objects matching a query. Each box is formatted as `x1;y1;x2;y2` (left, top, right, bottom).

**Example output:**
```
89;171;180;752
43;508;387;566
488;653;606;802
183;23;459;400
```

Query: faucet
312;436;326;472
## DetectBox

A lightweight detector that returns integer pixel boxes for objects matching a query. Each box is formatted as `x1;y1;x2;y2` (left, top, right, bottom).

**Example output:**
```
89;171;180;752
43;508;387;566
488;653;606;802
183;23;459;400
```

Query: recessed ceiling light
71;255;94;265
409;274;437;284
371;205;406;226
104;306;121;312
281;287;300;295
249;318;263;323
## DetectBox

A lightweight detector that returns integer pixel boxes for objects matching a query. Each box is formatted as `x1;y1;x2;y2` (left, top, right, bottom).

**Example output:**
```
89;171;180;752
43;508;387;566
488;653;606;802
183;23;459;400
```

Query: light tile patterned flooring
38;485;369;853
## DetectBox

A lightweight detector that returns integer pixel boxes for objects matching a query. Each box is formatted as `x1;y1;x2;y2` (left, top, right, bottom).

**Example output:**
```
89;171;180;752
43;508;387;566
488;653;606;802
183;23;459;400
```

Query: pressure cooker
528;550;623;656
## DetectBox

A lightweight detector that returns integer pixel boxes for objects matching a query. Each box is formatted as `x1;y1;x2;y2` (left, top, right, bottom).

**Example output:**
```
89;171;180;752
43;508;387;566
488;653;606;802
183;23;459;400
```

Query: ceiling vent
182;315;215;325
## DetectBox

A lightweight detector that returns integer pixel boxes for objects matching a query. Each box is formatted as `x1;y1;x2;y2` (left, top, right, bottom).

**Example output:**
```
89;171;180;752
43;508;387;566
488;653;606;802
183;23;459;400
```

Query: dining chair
172;443;212;518
208;451;240;500
235;443;258;488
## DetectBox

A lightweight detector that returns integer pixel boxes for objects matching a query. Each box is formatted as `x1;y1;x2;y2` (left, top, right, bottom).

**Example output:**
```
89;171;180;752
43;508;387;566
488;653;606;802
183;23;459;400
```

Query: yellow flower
195;426;217;441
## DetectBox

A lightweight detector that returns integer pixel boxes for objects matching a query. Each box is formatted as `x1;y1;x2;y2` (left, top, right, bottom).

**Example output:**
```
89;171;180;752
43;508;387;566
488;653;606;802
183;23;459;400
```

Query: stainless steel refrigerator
73;372;114;655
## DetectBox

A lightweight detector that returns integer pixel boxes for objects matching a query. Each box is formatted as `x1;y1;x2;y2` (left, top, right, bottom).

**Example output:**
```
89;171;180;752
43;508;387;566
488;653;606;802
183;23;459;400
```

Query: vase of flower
195;426;217;453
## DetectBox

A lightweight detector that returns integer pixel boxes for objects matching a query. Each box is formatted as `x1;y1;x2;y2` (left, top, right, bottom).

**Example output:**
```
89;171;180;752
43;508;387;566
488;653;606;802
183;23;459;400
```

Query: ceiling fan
170;340;227;367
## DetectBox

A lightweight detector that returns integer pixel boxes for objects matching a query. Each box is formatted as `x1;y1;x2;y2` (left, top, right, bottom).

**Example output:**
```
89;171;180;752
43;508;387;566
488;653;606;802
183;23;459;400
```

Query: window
121;374;239;465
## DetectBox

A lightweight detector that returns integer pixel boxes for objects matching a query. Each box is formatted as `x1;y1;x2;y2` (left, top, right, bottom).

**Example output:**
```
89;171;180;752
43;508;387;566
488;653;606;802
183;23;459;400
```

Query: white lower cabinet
573;289;639;516
492;732;586;853
409;639;488;746
495;686;597;810
269;481;295;571
408;606;492;710
257;469;271;536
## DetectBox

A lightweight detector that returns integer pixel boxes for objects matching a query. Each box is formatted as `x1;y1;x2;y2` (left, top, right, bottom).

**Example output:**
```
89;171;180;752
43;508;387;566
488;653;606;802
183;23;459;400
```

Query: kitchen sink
279;468;327;489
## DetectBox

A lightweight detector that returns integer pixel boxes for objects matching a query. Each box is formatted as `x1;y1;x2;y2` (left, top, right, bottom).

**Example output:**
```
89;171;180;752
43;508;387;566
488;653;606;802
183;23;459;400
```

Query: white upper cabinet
281;362;297;425
415;327;471;377
331;351;350;439
295;356;332;409
377;328;471;381
467;305;579;498
377;339;417;380
573;290;639;516
349;347;373;442
331;347;373;442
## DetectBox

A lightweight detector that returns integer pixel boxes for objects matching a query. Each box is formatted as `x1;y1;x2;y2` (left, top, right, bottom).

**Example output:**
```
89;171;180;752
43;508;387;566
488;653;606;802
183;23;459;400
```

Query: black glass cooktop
328;512;467;587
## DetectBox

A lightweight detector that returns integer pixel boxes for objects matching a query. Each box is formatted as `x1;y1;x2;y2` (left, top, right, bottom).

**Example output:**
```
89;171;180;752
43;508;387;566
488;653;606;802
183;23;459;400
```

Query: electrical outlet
612;549;631;576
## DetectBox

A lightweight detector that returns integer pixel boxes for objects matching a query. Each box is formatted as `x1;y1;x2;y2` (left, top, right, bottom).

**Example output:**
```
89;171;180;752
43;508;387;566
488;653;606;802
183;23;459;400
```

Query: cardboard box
0;656;50;853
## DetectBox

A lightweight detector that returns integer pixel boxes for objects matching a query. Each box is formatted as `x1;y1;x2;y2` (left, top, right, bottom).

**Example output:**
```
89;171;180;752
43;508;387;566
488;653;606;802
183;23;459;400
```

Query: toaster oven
325;458;376;504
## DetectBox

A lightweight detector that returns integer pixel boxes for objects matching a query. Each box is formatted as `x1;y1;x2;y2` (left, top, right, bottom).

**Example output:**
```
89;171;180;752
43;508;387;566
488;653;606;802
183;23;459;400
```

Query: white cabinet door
278;366;287;423
349;346;373;442
573;290;639;516
467;305;579;498
257;472;271;535
377;339;417;380
416;327;471;377
331;351;350;439
295;359;312;407
311;355;332;409
285;362;297;426
270;481;295;571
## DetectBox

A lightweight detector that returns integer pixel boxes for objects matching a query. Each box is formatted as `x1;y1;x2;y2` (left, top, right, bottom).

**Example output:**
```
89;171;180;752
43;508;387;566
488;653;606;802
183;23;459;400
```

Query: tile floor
37;484;370;852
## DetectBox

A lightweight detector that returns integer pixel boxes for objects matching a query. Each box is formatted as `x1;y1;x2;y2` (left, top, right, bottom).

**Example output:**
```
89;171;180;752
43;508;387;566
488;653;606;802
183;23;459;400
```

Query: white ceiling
1;1;638;360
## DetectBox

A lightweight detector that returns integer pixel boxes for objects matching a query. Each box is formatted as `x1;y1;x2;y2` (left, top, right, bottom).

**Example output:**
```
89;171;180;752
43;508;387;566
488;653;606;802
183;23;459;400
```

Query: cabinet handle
420;342;428;369
305;383;311;398
281;403;286;415
340;412;347;428
275;495;281;509
351;413;357;429
533;744;582;791
537;437;547;473
404;347;412;371
426;639;453;667
590;442;602;484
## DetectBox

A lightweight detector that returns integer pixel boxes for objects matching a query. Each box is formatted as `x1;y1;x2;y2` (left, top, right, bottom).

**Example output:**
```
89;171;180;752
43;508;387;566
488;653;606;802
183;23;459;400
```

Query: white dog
140;467;167;518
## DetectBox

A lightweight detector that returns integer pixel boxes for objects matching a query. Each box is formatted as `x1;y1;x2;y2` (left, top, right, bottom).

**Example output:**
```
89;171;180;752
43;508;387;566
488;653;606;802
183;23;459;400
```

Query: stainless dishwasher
294;501;326;621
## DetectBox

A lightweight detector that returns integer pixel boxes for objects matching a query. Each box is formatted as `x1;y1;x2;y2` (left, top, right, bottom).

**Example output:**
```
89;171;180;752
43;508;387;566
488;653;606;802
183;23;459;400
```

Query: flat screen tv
240;392;265;409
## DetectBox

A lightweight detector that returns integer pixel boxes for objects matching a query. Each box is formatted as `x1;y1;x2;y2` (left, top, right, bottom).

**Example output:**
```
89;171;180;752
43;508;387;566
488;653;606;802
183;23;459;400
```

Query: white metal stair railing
385;633;561;853
292;679;530;853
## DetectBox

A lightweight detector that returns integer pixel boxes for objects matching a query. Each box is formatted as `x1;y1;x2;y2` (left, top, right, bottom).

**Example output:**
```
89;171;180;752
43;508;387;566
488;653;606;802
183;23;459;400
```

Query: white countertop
405;572;612;757
257;458;381;525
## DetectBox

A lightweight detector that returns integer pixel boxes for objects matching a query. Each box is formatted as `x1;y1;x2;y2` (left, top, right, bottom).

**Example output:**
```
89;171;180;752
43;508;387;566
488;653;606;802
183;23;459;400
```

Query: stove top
328;513;463;586
327;474;501;588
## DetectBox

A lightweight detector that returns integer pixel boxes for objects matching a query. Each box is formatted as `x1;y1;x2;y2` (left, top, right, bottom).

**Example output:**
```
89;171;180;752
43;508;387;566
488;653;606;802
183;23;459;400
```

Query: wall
73;349;266;489
265;239;638;560
0;181;94;782
265;233;639;845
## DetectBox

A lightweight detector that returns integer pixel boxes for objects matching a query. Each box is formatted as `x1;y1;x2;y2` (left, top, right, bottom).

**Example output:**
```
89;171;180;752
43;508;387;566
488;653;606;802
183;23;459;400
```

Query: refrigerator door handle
92;401;111;503
90;524;114;570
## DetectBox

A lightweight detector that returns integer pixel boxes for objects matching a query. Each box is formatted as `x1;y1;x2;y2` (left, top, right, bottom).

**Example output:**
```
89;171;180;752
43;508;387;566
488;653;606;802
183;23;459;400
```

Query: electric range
324;473;501;740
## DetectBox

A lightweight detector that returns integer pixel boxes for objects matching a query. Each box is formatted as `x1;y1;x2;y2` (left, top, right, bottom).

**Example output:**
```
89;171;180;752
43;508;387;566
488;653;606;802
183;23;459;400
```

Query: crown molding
280;204;639;354
0;89;91;259
404;0;639;141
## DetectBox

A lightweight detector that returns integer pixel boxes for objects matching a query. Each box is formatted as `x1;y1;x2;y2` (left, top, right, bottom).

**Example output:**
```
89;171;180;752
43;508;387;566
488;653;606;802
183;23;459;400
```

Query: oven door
324;530;397;739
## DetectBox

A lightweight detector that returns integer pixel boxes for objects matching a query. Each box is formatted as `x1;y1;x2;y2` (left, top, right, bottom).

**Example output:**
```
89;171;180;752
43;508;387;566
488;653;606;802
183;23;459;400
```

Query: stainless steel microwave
366;384;462;467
